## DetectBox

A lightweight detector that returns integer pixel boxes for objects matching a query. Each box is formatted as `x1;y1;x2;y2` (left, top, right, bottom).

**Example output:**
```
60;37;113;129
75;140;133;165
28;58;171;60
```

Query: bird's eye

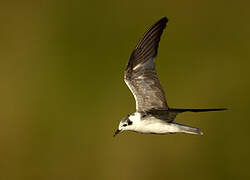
123;124;127;127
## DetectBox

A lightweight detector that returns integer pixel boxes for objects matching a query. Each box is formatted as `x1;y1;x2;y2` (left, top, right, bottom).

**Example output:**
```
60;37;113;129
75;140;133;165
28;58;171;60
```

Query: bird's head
113;114;134;137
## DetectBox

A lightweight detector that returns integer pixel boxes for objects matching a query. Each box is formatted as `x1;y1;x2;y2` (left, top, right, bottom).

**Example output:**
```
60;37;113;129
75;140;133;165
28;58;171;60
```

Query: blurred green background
0;0;249;179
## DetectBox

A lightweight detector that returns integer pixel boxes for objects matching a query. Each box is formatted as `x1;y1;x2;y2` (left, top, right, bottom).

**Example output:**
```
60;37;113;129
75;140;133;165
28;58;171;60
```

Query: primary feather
125;17;168;112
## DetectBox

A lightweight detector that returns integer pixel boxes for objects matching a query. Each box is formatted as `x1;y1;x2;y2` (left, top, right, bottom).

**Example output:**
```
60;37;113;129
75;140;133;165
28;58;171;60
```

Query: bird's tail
172;122;203;135
169;108;227;113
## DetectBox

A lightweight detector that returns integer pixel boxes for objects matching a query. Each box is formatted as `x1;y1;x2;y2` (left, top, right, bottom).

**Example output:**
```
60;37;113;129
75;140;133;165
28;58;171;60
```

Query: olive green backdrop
0;0;249;179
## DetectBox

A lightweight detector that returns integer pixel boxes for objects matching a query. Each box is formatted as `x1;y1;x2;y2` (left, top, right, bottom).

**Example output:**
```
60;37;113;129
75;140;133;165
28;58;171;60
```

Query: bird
114;17;226;137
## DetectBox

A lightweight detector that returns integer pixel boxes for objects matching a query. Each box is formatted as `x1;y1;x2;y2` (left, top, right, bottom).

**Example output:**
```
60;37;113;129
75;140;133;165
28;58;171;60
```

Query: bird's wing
124;17;168;112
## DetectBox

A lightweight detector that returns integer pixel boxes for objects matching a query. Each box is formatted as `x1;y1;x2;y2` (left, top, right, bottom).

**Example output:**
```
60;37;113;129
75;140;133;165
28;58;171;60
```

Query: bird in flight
114;17;226;136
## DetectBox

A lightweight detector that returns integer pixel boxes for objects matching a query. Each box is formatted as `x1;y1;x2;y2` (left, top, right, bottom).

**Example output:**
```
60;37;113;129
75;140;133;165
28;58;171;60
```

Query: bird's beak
113;129;121;137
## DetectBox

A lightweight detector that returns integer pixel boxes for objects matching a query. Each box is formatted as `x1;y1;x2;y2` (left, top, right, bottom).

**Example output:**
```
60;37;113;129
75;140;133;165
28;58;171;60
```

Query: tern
114;17;226;136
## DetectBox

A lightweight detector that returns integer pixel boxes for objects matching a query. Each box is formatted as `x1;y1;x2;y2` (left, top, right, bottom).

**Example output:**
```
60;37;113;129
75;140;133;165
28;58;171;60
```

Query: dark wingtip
170;108;228;113
220;108;228;111
161;16;168;23
211;108;228;111
158;17;168;25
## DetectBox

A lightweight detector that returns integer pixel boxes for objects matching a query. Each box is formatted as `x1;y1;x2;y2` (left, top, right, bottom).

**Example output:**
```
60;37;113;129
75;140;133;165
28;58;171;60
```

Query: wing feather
124;17;168;112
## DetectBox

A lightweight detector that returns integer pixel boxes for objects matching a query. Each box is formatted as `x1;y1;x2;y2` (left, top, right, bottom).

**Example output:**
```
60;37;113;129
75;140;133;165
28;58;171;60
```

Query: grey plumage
125;17;168;112
114;17;227;137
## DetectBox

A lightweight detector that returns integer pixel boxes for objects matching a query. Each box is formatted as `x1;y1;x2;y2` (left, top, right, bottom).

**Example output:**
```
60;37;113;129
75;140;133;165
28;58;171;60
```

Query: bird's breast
132;118;180;134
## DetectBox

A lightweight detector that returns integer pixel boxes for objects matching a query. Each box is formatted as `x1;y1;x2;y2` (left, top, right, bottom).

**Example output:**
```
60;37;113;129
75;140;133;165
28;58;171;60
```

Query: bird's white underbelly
132;118;180;134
